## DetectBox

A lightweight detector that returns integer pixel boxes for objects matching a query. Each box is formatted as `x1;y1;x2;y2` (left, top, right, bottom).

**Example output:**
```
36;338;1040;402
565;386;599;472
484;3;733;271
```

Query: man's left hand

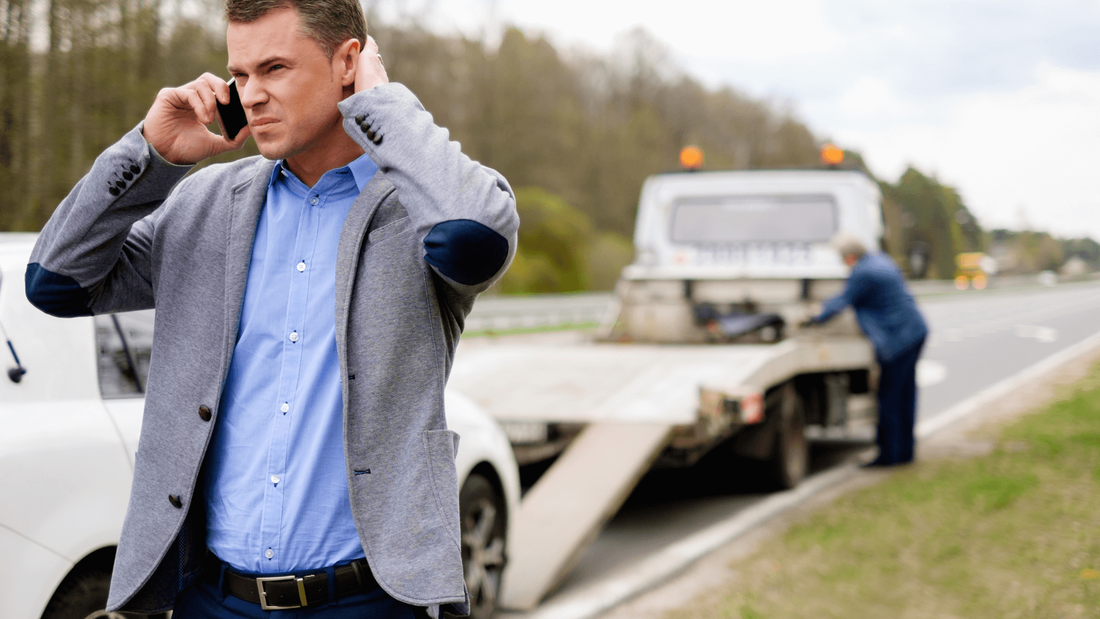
355;35;389;92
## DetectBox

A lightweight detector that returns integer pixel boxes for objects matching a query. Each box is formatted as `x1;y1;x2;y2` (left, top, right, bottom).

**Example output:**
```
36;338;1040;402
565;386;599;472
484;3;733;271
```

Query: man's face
226;8;345;161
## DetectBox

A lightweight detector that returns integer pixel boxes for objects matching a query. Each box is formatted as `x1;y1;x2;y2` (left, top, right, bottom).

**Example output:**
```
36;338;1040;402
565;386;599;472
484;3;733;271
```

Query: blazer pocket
368;216;411;245
423;429;462;547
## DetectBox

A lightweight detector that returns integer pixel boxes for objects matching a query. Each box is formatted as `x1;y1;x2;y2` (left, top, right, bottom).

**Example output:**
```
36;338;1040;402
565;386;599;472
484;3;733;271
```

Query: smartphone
216;78;248;140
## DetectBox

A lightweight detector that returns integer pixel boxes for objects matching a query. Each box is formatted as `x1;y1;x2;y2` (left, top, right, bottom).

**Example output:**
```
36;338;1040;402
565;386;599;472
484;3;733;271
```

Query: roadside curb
503;325;1100;619
503;464;859;619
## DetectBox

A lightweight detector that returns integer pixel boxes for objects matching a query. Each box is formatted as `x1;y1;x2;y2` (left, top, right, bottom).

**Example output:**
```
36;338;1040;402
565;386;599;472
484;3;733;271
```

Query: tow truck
447;146;886;610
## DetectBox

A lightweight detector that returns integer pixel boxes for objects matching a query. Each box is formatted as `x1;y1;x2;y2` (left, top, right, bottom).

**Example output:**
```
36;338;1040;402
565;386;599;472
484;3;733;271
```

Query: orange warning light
680;146;704;170
820;143;845;166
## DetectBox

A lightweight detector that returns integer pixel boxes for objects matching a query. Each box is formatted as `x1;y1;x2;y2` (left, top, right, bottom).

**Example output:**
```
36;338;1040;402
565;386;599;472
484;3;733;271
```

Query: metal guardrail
465;292;614;332
468;274;1100;333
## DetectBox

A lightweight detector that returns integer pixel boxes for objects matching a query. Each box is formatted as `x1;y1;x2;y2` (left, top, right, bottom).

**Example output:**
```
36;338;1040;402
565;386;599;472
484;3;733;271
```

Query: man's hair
224;0;367;59
831;232;868;260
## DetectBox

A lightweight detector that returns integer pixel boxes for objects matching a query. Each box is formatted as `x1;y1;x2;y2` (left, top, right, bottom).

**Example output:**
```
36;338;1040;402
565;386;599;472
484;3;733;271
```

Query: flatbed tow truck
448;149;885;610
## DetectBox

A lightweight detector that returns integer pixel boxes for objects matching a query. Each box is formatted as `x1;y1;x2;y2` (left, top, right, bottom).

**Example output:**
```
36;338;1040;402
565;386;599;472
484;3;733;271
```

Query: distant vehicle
0;234;519;619
955;252;995;290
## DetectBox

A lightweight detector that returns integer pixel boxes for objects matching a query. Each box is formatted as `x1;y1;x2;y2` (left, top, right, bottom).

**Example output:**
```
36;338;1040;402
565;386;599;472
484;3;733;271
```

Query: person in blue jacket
806;233;928;466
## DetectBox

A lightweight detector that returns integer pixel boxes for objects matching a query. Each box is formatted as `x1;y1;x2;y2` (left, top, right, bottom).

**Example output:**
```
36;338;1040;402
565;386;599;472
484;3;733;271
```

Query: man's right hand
142;73;251;165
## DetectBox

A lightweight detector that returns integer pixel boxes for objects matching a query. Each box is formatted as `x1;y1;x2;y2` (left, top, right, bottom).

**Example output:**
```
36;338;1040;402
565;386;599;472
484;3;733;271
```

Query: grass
666;362;1100;619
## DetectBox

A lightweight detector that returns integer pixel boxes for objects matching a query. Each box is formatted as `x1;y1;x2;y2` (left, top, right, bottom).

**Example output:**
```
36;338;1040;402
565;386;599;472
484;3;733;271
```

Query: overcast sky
376;0;1100;240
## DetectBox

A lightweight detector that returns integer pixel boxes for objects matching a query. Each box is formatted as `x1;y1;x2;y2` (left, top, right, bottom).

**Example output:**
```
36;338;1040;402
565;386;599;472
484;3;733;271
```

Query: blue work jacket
816;252;928;363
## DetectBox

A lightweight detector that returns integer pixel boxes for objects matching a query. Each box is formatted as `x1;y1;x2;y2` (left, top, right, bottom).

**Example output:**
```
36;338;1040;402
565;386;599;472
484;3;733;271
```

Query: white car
0;233;520;619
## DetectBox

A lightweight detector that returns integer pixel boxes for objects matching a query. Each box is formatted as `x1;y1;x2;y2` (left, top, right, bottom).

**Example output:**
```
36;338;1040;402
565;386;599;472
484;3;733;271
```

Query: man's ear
335;38;360;88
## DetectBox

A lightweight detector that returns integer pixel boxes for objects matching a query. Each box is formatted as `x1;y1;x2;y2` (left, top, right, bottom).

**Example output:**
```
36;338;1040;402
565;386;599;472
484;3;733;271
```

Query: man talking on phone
25;1;518;617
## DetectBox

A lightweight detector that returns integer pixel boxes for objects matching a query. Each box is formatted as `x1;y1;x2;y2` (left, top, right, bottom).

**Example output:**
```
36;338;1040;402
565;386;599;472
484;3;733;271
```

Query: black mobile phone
216;78;248;140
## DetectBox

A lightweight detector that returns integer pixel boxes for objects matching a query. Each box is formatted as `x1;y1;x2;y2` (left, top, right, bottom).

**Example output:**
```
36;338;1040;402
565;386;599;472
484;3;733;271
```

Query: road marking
916;327;1100;438
503;465;856;619
916;360;947;387
504;326;1100;619
1014;324;1058;343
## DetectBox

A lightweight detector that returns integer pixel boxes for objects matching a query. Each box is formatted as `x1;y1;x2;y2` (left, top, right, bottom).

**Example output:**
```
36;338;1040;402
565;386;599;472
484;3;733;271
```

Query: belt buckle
256;574;308;610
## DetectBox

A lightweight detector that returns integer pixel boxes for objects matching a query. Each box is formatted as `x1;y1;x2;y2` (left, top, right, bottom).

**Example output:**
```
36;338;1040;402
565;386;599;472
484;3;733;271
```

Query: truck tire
768;383;808;489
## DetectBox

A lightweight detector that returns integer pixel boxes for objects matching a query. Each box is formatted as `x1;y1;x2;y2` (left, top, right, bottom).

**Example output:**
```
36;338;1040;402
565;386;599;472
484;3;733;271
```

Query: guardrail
467;273;1100;333
465;292;614;332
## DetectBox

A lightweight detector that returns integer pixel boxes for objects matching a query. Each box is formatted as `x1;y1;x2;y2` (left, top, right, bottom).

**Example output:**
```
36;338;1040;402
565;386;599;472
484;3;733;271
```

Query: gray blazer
26;84;518;616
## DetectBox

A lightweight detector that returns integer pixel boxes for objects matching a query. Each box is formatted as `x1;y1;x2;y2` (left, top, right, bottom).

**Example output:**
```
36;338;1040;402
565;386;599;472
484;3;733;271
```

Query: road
500;279;1100;616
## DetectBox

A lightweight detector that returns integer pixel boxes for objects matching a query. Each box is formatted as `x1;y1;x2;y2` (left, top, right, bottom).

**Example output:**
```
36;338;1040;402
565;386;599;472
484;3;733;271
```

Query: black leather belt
204;554;378;610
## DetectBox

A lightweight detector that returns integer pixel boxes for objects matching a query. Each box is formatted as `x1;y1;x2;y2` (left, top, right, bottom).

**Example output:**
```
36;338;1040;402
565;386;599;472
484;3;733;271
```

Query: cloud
835;64;1100;237
420;0;1100;237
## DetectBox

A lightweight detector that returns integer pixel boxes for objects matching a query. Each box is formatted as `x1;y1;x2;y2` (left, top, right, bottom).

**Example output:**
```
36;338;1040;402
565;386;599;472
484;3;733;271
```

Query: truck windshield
670;194;837;243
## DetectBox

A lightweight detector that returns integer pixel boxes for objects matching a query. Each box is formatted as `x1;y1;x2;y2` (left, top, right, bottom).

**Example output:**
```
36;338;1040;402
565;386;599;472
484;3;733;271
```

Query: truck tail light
740;392;764;424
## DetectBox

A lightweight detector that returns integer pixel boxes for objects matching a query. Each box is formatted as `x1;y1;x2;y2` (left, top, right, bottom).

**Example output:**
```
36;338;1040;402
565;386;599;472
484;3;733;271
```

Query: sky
375;0;1100;240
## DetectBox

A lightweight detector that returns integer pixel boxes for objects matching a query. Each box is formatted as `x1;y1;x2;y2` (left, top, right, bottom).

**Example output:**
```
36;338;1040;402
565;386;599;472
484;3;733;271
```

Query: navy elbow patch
423;220;510;286
25;263;92;317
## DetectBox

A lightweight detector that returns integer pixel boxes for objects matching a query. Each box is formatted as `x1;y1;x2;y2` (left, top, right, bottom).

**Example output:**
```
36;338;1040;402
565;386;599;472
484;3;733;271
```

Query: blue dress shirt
815;252;928;363
204;154;378;573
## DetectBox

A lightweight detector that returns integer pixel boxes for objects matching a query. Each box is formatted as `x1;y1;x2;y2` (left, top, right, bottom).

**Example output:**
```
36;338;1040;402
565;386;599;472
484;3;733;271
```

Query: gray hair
224;0;367;60
831;232;867;260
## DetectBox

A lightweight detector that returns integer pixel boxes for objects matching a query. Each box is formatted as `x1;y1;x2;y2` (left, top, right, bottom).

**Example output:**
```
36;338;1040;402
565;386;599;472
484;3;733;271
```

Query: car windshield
670;194;837;243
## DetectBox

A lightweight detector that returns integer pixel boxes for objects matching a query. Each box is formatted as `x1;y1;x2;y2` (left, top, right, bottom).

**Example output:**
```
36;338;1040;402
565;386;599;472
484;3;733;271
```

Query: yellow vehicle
955;252;990;290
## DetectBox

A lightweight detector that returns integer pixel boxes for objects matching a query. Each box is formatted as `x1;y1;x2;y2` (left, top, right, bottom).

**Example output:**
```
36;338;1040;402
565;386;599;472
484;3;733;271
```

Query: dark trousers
173;573;429;619
875;337;925;465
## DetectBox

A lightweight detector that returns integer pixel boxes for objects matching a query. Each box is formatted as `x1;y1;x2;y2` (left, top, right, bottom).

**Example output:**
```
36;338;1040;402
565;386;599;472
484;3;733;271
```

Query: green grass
668;362;1100;619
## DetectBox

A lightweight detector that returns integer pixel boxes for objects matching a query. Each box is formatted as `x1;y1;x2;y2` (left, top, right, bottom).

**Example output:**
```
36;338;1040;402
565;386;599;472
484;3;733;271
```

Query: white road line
505;326;1100;619
916;327;1100;438
916;360;947;387
505;466;856;619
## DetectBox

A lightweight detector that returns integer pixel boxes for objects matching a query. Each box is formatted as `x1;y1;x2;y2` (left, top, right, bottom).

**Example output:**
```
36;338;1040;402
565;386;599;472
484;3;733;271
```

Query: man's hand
142;73;251;165
354;36;390;93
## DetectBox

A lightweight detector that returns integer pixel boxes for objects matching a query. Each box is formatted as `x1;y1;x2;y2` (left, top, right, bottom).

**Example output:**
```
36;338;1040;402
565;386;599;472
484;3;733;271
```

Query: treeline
865;159;1095;280
1;2;1089;292
0;1;822;292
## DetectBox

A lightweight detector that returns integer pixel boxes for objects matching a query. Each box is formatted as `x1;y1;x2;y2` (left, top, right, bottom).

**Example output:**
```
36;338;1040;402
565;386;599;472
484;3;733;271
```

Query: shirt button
297;261;306;272
265;549;274;559
289;331;299;343
281;403;290;413
310;196;319;206
271;474;280;484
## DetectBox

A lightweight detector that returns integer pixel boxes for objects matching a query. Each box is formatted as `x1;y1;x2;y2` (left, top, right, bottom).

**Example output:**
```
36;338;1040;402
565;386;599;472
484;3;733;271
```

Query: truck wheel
769;384;808;489
460;473;507;619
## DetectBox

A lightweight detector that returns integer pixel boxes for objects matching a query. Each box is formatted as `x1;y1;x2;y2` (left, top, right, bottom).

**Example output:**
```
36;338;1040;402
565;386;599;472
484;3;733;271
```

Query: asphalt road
525;279;1100;611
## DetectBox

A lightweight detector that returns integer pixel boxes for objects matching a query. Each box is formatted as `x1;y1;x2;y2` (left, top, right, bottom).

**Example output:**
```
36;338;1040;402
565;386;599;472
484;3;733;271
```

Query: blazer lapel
222;161;275;356
335;173;395;360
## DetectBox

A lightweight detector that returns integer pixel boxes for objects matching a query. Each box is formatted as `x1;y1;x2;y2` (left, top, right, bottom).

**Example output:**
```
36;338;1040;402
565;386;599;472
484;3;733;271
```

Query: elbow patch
25;263;92;317
423;219;510;286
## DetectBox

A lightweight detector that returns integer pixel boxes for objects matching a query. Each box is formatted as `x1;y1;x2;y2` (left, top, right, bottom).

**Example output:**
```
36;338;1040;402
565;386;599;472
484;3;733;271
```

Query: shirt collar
266;153;378;193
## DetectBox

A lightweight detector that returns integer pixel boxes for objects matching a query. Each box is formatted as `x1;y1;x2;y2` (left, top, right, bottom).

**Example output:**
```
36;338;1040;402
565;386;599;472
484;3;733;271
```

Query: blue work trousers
875;337;925;465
